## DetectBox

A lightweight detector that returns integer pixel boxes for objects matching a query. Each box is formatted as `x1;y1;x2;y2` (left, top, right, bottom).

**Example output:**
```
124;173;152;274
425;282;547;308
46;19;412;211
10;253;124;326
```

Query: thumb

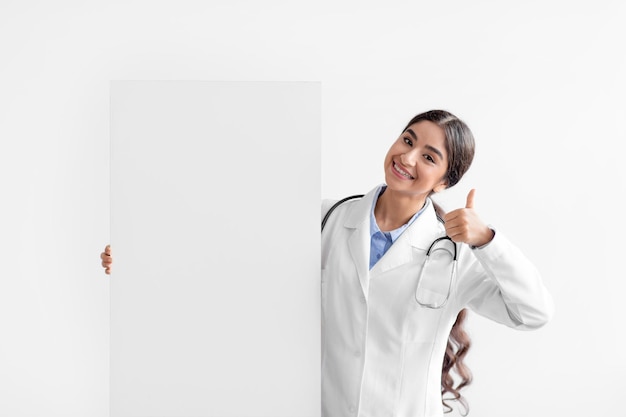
465;189;476;209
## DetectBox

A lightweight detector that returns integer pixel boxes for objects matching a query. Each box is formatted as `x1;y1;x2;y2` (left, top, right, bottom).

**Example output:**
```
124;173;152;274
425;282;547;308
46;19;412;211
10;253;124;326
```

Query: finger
446;228;469;243
445;222;469;235
442;208;461;223
443;216;457;231
443;208;467;224
445;228;465;243
466;189;476;209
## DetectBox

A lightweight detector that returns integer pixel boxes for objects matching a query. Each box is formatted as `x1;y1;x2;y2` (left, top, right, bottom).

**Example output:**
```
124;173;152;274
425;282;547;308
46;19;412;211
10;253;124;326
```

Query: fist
442;189;494;247
100;245;113;275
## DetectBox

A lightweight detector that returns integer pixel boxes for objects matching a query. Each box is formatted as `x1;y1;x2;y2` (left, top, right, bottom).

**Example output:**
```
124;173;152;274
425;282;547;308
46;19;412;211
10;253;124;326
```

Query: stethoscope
415;236;457;309
322;194;457;310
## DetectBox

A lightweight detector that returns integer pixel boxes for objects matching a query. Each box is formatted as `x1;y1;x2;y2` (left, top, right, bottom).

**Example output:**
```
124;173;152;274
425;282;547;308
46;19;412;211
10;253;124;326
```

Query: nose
400;150;418;166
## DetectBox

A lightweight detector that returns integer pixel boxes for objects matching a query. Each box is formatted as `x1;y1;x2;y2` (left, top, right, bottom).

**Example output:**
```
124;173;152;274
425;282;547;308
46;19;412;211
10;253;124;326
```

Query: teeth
394;162;414;179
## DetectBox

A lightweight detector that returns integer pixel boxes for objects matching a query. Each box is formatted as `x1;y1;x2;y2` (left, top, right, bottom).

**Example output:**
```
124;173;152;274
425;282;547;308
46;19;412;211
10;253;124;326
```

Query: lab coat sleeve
456;229;555;330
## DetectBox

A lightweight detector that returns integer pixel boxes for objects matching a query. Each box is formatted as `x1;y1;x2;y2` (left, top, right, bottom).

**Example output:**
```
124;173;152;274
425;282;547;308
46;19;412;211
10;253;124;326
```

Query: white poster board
110;81;320;417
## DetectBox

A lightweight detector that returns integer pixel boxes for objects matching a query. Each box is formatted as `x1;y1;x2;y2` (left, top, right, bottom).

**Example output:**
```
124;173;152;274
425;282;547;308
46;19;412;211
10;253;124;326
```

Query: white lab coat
321;185;554;417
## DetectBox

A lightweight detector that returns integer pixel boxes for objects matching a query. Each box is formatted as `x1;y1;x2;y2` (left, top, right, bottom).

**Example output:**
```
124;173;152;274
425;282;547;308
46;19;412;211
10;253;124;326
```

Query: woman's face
383;120;449;197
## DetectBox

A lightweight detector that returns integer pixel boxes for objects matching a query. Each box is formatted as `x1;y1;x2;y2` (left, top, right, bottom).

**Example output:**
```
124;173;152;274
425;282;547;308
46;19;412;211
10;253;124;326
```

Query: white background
1;1;624;416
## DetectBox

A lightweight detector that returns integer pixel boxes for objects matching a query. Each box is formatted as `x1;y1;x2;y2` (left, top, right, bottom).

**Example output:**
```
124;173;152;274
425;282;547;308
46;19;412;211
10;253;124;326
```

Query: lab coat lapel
370;199;445;275
344;187;379;299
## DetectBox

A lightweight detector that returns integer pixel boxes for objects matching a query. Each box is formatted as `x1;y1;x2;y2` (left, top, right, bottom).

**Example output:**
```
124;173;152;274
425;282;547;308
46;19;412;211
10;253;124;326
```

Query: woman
319;109;553;417
102;109;554;416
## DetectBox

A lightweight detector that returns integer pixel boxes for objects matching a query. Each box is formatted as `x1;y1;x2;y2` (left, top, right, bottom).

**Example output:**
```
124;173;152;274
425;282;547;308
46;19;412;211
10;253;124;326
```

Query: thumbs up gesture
442;189;494;247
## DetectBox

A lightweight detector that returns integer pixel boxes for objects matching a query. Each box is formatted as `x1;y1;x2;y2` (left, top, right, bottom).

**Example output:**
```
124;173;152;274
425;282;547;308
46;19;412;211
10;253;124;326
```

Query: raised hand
442;189;494;247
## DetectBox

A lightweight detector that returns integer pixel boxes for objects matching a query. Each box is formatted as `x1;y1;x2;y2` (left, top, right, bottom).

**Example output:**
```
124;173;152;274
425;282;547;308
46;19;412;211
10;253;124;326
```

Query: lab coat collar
344;187;378;298
343;186;379;229
343;186;446;292
403;198;446;251
371;199;445;275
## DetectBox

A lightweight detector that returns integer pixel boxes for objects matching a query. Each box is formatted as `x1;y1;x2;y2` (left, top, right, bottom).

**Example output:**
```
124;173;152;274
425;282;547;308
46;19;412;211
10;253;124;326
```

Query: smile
393;162;415;180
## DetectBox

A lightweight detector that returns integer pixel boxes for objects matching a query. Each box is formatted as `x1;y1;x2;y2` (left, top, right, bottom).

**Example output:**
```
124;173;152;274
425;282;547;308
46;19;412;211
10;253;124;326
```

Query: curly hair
442;308;473;415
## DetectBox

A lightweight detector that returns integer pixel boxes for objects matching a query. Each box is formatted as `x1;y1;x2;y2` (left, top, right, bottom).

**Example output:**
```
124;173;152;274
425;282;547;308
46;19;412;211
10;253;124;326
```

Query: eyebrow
405;128;444;161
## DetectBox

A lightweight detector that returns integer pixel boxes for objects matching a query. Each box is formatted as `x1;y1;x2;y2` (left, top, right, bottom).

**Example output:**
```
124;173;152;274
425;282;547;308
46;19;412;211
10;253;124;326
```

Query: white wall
1;1;624;416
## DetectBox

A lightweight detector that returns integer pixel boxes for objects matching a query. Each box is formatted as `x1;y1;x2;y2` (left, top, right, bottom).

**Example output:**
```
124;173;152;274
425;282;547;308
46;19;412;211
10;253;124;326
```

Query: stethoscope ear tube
321;194;364;232
426;236;458;261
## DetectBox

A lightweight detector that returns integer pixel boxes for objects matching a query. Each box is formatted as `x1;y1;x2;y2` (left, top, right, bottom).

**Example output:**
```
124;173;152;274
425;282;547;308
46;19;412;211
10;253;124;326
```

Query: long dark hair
403;110;475;415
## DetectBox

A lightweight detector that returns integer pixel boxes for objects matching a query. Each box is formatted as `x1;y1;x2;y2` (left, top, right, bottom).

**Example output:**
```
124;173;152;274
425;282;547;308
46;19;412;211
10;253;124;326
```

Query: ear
432;180;448;193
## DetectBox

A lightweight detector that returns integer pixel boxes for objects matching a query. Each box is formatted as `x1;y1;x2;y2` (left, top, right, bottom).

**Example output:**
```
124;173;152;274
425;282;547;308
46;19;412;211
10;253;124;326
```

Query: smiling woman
320;109;554;417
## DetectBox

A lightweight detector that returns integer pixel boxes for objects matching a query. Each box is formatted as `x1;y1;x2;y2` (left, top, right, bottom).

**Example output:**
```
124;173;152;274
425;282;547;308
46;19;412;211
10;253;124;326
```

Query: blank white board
110;81;320;417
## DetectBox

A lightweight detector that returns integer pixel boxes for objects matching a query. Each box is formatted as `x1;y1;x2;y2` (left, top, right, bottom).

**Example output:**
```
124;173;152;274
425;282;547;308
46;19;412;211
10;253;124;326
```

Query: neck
374;188;428;232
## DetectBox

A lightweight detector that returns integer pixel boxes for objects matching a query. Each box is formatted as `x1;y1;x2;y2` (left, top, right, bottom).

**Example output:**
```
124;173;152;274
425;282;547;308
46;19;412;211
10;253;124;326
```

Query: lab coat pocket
414;248;455;309
401;258;448;343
